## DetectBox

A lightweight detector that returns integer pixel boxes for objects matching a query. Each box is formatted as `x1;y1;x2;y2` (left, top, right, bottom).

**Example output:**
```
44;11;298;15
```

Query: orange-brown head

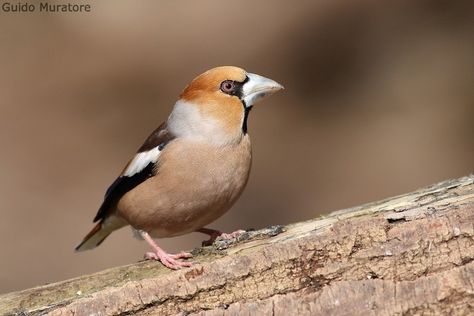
168;66;283;145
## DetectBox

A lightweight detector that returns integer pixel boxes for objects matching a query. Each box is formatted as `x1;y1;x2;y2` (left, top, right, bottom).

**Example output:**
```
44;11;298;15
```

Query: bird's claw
170;251;193;259
144;251;193;269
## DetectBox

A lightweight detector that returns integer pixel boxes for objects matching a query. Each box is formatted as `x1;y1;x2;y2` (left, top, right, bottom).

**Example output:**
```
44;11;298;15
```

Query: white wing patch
123;146;161;177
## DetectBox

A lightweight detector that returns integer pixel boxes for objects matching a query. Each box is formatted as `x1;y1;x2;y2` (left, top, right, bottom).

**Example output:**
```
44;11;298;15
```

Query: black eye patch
220;76;249;99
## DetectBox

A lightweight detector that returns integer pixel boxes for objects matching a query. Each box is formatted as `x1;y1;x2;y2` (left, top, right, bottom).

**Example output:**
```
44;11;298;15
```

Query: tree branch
1;175;473;315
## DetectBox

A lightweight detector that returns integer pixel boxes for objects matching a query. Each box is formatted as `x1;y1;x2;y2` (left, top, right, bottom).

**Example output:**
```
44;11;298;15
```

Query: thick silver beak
242;73;284;107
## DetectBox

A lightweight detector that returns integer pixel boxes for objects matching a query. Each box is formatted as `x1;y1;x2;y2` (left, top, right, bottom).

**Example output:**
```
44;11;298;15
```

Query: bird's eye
220;80;235;94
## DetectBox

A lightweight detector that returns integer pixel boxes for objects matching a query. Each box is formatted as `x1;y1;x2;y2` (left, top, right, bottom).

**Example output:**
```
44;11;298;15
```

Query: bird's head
168;66;283;145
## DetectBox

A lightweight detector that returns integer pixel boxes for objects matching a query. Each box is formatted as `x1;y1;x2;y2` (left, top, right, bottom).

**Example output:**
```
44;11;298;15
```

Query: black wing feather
93;162;155;222
92;122;175;223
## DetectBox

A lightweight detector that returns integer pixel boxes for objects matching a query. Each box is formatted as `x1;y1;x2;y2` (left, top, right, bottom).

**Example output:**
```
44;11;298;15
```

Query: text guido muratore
2;2;91;13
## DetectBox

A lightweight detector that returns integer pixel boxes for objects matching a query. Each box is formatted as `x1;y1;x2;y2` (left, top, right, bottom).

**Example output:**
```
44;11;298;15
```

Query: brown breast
116;135;252;237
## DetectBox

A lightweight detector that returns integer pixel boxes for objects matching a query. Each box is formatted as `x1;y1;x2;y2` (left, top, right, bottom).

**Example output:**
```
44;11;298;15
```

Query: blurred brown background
0;0;473;294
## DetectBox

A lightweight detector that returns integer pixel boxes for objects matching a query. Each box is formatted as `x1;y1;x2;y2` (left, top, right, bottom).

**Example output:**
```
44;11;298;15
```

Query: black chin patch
242;104;252;134
240;76;251;133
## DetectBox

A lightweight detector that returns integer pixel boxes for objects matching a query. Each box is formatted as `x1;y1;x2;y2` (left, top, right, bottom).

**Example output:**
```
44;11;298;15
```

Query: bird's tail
75;221;112;251
75;215;127;251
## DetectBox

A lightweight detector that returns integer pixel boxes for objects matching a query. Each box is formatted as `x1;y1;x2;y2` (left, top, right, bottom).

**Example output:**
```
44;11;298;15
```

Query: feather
92;123;175;223
123;147;160;177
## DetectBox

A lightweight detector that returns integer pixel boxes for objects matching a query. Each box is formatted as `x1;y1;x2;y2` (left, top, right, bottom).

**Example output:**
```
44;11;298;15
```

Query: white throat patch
167;100;241;146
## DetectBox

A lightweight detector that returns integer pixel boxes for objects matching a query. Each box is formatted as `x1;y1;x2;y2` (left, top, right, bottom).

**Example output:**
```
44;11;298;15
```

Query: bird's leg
197;227;246;246
140;231;193;269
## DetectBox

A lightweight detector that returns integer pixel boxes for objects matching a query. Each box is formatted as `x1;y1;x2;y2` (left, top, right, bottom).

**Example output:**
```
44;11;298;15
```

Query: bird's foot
140;230;192;269
144;249;193;269
198;228;246;246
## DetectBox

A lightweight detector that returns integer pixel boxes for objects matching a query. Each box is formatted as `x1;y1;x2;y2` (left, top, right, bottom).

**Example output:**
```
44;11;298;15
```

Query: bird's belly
152;172;248;237
117;137;252;237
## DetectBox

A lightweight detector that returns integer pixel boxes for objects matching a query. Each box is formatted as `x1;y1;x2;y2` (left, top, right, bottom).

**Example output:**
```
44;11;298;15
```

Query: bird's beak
242;73;284;107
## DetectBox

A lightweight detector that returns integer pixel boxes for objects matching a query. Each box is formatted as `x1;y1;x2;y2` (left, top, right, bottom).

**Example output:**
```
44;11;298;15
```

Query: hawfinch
76;66;284;269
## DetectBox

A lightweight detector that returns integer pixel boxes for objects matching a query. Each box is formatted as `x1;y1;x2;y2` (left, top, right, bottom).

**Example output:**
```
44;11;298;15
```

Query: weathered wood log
1;175;473;316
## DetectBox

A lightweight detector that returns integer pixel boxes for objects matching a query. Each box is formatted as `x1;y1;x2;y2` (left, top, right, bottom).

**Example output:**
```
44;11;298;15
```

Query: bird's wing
93;122;175;223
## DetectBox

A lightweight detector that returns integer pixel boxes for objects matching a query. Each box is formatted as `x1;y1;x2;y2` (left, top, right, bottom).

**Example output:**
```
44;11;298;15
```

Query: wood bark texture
1;175;473;316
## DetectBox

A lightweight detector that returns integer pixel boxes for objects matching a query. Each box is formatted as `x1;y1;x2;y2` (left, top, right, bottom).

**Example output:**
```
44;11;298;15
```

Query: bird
75;66;284;269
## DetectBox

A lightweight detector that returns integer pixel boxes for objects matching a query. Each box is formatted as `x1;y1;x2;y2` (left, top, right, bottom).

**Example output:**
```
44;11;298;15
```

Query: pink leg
141;231;193;269
197;228;246;246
